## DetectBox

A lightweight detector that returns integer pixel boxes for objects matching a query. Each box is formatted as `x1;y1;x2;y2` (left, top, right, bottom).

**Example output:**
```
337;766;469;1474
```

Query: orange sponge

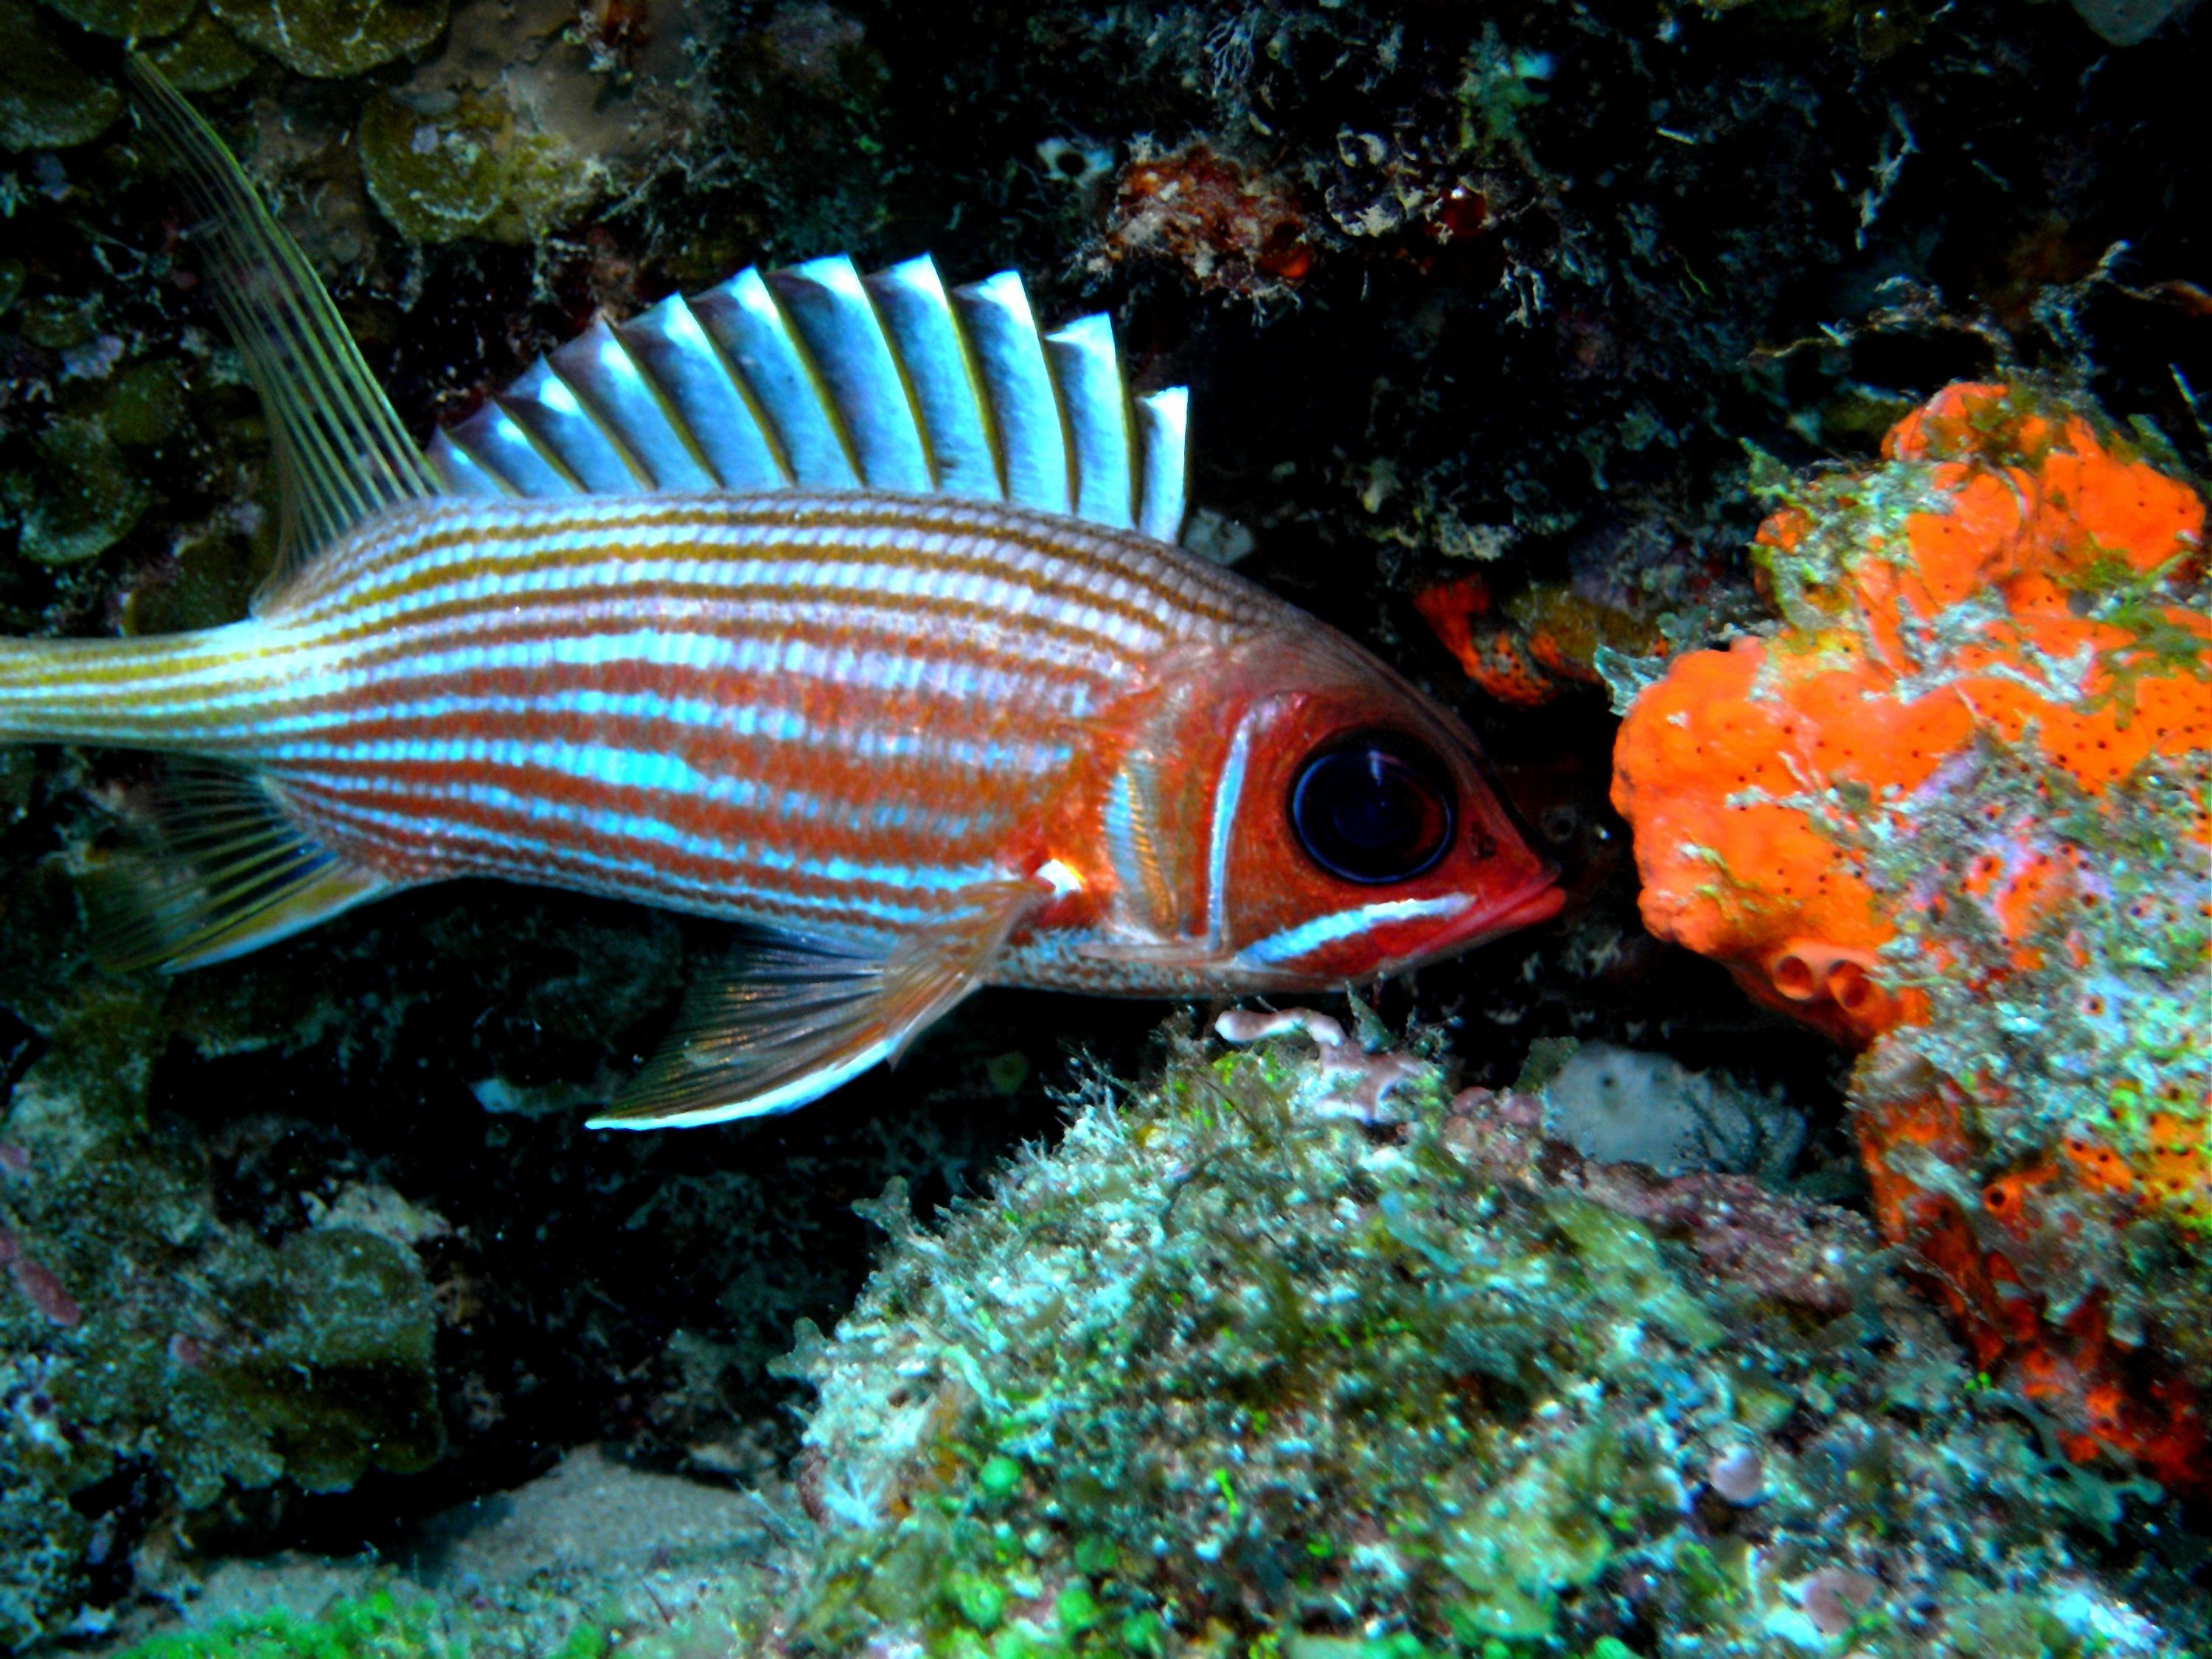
1613;382;2208;1037
1610;380;2211;1489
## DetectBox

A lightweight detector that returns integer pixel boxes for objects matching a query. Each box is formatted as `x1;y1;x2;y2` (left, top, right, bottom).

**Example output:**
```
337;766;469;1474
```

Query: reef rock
755;1018;2206;1655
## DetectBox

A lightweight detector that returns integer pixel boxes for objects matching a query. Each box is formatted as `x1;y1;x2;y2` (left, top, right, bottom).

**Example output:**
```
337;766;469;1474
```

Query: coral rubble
1611;380;2212;1492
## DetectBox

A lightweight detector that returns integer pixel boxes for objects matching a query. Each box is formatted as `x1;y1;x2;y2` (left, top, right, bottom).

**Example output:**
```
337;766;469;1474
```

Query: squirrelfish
0;66;1562;1127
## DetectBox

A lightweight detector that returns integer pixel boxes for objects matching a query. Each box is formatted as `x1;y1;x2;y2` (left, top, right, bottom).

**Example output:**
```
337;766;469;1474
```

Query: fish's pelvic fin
435;251;1192;543
80;761;394;972
124;60;442;599
589;881;1040;1130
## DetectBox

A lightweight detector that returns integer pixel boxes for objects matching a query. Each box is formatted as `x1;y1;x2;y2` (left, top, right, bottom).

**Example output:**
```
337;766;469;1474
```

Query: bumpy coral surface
0;978;441;1648
1610;381;2211;1490
761;1019;2208;1657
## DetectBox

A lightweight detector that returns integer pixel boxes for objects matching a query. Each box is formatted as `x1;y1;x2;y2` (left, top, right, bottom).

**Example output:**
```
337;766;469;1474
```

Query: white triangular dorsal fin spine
1137;386;1190;544
1045;313;1136;531
552;321;718;491
768;255;935;494
953;271;1074;515
614;295;789;490
498;355;652;492
424;428;515;498
690;268;858;488
124;60;442;594
79;762;394;973
588;880;1039;1130
448;402;585;495
866;257;1001;500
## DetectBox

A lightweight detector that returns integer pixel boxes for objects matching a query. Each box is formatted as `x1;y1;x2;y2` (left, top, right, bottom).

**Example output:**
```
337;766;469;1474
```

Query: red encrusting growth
1098;143;1312;296
1610;381;2212;1493
1413;571;1663;709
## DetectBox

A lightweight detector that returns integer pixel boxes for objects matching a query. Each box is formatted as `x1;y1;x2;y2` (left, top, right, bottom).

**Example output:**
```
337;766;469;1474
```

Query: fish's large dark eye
1289;732;1455;885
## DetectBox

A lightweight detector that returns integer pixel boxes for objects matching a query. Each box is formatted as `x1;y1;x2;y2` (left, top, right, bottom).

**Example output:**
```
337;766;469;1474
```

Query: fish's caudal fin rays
122;61;441;594
443;248;1194;543
80;762;394;973
589;880;1040;1130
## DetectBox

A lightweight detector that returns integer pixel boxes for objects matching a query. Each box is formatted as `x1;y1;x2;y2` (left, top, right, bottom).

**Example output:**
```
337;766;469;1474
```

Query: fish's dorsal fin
589;880;1039;1130
125;61;442;595
439;251;1193;543
79;762;394;973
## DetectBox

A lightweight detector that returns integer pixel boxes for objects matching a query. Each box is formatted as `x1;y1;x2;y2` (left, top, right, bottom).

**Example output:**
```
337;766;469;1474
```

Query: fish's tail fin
0;626;396;970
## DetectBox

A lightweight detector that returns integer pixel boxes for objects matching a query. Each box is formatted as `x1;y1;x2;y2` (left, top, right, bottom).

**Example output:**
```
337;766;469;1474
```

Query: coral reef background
0;0;2207;1650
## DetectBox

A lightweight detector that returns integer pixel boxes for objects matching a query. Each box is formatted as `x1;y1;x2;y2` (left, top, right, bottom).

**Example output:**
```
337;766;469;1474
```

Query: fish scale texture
0;492;1270;956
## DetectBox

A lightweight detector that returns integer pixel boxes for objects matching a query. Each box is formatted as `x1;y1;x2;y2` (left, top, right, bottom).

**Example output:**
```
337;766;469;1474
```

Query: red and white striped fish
0;66;1561;1127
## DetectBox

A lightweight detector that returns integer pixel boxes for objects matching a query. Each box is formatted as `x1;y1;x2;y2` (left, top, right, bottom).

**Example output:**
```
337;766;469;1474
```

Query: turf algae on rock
0;0;121;150
141;15;260;96
35;0;195;44
206;0;448;77
0;983;441;1646
10;418;150;567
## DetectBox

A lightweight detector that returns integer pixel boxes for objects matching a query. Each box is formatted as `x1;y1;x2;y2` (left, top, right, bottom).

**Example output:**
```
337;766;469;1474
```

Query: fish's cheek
1084;667;1268;950
1211;762;1528;983
1207;757;1387;979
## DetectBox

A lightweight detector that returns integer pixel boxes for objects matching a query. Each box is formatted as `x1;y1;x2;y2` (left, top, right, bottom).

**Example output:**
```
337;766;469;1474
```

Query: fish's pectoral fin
123;60;442;602
590;881;1040;1130
79;762;394;973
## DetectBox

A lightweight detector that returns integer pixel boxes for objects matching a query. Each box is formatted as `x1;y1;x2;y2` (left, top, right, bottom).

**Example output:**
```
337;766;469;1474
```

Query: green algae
358;90;515;243
105;358;194;448
144;13;261;93
7;417;151;566
118;1590;456;1659
0;0;122;150
768;1027;2208;1655
118;529;262;635
15;292;102;350
0;977;442;1646
37;0;196;42
206;0;447;77
357;87;615;246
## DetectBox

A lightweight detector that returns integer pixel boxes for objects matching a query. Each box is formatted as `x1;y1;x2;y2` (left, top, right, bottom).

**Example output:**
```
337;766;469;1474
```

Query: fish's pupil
1289;734;1454;884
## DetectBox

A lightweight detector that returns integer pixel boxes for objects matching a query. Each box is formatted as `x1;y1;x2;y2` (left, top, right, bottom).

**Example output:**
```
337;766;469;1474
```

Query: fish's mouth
1474;876;1566;937
1416;869;1564;963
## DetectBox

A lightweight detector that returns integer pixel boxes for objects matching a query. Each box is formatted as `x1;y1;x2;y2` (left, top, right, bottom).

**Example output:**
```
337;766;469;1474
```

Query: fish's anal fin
80;762;394;973
123;60;442;601
589;880;1040;1130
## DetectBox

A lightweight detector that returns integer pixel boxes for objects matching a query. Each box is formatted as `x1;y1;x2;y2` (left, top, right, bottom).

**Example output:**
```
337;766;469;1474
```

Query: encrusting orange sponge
1610;380;2212;1492
1613;382;2208;1039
